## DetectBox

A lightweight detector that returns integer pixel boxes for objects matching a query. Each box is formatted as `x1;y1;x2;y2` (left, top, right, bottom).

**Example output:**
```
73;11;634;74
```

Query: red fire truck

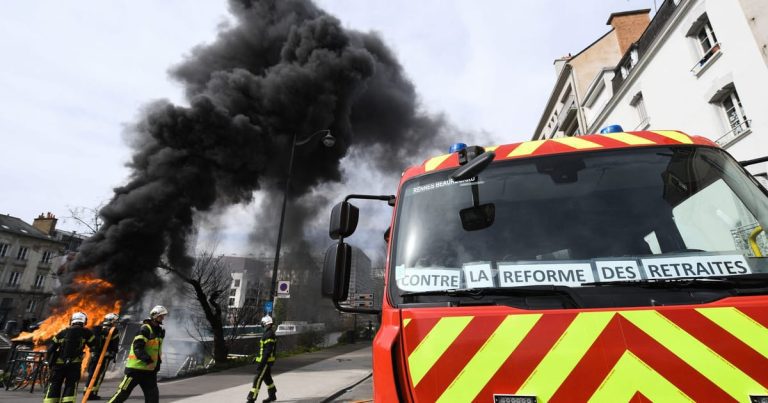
322;129;768;402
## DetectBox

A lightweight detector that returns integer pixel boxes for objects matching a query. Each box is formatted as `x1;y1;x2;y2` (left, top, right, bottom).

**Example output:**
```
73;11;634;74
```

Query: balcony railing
557;95;577;127
716;119;752;147
691;43;721;76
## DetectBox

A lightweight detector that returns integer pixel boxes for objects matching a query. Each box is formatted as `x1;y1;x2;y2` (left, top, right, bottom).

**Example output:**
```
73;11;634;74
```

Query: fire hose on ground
81;326;116;403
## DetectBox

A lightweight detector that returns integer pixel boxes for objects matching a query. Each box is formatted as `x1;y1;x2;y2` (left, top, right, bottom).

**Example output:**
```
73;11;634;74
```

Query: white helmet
260;315;273;326
71;312;87;326
103;313;119;325
149;305;168;319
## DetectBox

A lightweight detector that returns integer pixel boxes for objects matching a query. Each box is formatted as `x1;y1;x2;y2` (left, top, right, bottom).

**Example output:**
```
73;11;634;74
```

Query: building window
41;251;53;264
229;288;237;296
228;297;235;306
8;272;21;286
721;89;750;135
16;246;28;261
233;279;241;287
26;299;37;313
688;15;721;75
0;243;9;257
630;92;650;129
696;18;719;56
34;274;45;289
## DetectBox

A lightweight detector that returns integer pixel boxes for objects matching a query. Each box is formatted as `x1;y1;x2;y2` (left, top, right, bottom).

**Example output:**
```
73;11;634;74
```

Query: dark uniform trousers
85;355;110;395
107;371;159;403
44;363;81;403
248;361;276;401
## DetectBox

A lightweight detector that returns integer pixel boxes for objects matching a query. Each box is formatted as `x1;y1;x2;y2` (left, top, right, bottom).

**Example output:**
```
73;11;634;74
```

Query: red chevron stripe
549;315;732;402
737;305;768;329
474;313;577;399
401;316;440;351
632;391;652;403
549;316;627;402
413;315;504;402
633;130;691;145
662;309;768;388
619;316;735;402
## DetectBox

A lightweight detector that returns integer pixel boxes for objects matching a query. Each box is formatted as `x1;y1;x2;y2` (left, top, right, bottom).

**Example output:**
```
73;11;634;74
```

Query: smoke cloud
72;0;447;300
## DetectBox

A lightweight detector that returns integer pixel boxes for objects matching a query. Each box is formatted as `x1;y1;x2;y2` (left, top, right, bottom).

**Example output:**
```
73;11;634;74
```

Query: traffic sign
263;301;273;314
277;280;290;294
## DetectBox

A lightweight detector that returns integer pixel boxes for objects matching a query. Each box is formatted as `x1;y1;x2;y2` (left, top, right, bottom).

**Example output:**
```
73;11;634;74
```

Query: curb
321;371;373;402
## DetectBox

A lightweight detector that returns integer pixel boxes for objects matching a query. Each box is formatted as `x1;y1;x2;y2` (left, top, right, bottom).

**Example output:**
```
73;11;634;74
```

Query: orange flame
14;273;121;345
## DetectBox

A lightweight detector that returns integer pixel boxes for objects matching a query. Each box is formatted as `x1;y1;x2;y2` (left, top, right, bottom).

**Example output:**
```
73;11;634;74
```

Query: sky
0;0;654;255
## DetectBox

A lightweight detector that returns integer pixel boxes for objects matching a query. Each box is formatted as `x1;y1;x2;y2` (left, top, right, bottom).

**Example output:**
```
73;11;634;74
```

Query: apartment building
0;213;66;331
587;0;768;184
534;9;651;139
534;0;768;185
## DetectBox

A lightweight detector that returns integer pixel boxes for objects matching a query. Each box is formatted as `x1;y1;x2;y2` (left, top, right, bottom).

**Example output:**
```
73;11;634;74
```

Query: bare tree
65;204;105;235
226;305;261;342
160;251;230;364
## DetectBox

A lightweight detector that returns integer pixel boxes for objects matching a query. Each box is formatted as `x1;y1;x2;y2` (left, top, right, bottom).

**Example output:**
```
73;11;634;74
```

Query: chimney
553;54;572;77
607;9;651;54
33;212;57;235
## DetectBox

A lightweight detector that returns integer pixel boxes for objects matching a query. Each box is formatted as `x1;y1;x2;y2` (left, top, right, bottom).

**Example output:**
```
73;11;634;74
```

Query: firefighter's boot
262;385;277;402
246;389;257;403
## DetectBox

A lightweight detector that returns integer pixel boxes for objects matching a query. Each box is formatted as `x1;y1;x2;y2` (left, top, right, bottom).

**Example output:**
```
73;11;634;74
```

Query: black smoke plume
71;0;445;300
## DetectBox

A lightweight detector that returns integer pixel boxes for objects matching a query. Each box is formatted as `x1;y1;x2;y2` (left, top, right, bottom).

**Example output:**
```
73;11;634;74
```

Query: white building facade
586;0;768;183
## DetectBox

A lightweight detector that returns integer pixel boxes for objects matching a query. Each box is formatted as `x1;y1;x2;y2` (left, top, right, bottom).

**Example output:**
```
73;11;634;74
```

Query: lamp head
321;132;336;148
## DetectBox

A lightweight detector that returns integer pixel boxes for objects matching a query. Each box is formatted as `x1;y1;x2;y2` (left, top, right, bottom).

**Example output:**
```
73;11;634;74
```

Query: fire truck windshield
390;146;768;307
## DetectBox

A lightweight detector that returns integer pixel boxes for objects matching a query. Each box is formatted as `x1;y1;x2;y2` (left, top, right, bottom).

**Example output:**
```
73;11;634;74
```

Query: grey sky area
0;0;653;255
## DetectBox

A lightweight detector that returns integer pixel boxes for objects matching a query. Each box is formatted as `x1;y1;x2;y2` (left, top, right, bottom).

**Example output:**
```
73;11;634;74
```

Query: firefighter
107;305;167;403
44;311;97;403
84;312;120;400
246;315;278;403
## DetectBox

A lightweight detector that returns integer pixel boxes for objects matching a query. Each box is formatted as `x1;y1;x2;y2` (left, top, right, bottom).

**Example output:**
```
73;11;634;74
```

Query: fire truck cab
322;130;768;402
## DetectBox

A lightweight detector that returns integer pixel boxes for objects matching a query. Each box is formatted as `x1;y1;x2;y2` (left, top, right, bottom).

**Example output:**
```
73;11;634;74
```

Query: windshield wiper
400;285;582;308
583;273;768;290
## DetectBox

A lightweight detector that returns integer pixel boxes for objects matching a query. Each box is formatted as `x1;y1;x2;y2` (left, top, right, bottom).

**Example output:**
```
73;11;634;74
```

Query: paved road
329;374;373;403
2;342;372;402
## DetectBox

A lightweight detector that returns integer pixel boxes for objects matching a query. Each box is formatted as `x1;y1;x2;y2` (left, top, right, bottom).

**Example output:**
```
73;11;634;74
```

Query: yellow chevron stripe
552;137;603;149
485;145;499;152
603;132;656;145
589;351;694;403
425;154;451;171
652;130;693;144
517;311;614;402
621;310;768;400
697;307;768;359
437;314;542;403
403;318;411;328
507;140;545;157
408;316;472;386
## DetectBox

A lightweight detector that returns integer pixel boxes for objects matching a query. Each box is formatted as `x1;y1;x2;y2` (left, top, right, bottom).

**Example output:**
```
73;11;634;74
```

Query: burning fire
15;273;121;345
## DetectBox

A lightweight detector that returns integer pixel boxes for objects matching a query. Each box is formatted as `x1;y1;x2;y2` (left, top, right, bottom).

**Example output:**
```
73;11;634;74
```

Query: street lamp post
268;129;335;313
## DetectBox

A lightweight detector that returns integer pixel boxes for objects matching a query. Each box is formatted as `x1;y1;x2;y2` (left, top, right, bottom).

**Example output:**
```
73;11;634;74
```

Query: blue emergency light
449;143;467;153
599;125;624;134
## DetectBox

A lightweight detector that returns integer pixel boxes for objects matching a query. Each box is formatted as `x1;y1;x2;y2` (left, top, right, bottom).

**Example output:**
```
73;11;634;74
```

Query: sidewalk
175;345;372;403
0;343;372;402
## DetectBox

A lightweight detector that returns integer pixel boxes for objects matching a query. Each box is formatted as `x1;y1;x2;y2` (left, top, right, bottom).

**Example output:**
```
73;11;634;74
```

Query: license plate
494;395;537;403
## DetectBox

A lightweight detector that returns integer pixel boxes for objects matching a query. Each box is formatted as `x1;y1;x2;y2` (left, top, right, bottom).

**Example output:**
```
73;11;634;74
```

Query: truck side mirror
321;242;351;301
329;202;359;240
